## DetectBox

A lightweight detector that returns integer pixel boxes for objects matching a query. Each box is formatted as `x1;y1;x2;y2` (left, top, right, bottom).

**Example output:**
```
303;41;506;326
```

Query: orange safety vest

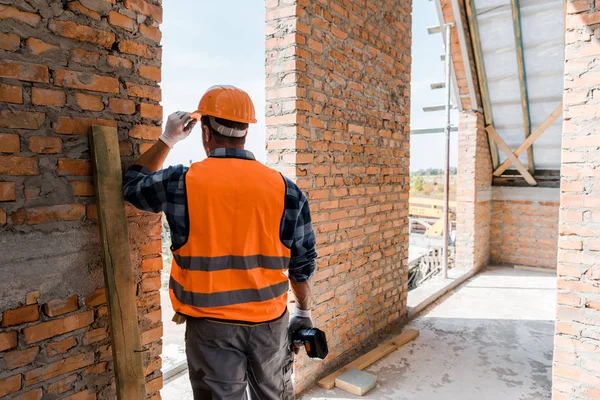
169;157;291;323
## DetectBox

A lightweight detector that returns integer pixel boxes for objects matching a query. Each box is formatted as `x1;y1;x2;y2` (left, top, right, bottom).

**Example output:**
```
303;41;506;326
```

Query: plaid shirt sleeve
122;164;189;248
281;176;318;283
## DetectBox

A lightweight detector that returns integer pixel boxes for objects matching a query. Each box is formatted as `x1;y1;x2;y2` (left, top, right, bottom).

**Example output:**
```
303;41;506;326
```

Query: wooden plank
465;0;500;168
90;125;146;400
486;125;537;186
493;103;563;176
510;0;534;175
318;329;419;390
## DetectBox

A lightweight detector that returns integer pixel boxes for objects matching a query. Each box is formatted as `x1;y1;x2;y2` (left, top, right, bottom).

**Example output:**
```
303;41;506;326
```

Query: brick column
265;0;412;391
455;110;492;271
553;2;600;399
0;2;163;399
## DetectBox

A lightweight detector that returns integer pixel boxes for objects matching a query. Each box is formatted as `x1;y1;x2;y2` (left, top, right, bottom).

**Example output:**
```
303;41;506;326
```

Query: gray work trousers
185;311;295;400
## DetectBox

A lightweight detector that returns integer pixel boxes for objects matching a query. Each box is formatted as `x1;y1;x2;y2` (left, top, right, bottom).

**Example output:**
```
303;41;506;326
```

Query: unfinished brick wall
265;0;411;391
0;1;163;399
553;2;600;399
490;188;559;270
455;111;492;271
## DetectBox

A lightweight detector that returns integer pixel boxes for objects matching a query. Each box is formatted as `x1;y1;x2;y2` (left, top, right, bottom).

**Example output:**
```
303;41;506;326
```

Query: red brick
44;295;79;317
558;292;582;307
1;304;39;327
85;288;106;307
25;37;59;55
63;390;96;400
12;388;42;400
127;82;162;101
141;276;161;293
47;374;77;394
140;24;162;43
144;357;162;376
124;0;163;23
142;257;162;272
137;293;160;309
0;331;18;352
0;133;20;153
141;326;162;346
0;5;41;27
140;64;161;82
0;83;23;103
54;70;119;93
4;346;39;369
0;60;48;82
47;336;78;357
24;187;40;199
49;20;115;48
29;136;62;154
75;93;104;111
119;40;158;59
109;98;136;115
57;159;91;176
11;204;86;225
0;374;22;397
142;309;162;327
71;48;100;65
83;362;107;377
140;103;162;119
24;353;94;385
146;376;163;394
129;125;162;140
67;1;101;20
84;327;108;345
23;310;94;344
31;88;65;107
109;10;135;31
0;182;16;201
139;142;154;154
0;110;45;130
120;141;134;156
0;32;20;51
69;180;94;197
107;55;133;69
142;239;162;255
53;116;117;135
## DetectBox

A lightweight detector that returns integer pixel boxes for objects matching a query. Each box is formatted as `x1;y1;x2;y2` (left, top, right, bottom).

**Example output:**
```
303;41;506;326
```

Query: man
123;85;318;399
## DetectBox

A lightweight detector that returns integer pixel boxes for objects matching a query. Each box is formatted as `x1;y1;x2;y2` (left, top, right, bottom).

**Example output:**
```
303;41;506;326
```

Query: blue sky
161;1;458;170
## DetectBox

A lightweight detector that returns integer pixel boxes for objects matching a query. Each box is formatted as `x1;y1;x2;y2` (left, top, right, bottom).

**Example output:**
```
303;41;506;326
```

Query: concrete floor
161;267;556;400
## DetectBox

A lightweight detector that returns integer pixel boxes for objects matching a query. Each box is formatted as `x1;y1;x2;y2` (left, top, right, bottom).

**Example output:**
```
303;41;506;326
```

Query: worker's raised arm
122;111;196;214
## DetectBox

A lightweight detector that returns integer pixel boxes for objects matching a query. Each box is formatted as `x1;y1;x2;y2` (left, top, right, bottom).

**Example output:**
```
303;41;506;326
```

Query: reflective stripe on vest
170;157;291;323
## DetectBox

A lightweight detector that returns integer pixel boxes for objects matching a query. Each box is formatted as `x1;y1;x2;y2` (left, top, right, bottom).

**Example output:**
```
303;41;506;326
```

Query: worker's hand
159;111;197;148
289;308;313;354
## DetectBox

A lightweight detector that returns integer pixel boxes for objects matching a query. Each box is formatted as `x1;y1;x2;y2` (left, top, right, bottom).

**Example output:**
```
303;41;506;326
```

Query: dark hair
201;115;248;146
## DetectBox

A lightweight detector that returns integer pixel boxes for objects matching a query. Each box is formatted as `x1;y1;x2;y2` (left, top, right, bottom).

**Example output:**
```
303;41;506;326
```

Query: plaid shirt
123;148;317;282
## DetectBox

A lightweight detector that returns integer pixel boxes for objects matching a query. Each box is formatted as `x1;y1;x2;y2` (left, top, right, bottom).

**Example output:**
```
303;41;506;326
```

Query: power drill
292;328;329;359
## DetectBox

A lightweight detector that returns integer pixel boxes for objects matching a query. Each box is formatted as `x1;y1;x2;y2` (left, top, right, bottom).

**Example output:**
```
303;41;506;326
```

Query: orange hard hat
191;85;257;124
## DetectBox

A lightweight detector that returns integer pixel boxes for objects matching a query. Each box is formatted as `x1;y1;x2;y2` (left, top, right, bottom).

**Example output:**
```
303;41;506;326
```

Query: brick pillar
265;0;411;392
553;2;600;399
455;110;492;271
0;2;163;399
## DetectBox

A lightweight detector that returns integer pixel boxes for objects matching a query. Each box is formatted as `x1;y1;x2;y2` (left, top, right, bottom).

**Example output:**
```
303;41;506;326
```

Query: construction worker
123;85;318;399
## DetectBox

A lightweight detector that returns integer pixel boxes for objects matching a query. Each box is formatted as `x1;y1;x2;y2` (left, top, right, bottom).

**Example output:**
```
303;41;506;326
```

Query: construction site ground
161;267;556;399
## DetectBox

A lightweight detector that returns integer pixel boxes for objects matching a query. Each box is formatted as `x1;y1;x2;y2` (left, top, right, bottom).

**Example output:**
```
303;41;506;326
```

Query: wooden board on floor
317;329;419;390
90;125;146;400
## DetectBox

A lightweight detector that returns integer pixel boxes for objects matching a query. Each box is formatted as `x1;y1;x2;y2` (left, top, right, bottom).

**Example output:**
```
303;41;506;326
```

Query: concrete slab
335;369;377;396
301;267;556;400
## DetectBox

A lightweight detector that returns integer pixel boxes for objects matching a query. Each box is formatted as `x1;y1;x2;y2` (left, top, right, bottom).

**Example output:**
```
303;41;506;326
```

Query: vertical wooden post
90;126;146;400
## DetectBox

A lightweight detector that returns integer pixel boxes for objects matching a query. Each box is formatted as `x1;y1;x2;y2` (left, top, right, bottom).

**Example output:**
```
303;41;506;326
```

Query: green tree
413;176;425;192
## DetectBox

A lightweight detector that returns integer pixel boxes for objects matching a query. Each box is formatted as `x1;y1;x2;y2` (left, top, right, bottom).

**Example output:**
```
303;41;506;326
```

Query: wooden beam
450;0;478;110
493;102;562;176
428;25;441;34
486;125;537;186
465;0;500;169
510;0;534;175
90;126;146;400
318;329;419;390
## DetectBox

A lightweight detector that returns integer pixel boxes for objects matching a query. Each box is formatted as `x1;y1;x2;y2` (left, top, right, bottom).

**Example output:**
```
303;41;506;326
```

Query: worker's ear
202;124;211;143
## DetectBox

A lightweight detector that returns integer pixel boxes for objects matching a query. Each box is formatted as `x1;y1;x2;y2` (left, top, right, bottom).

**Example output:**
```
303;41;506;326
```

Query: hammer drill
292;328;329;359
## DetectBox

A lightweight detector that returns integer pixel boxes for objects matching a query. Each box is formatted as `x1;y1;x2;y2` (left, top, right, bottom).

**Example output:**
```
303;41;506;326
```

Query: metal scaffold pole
442;23;453;279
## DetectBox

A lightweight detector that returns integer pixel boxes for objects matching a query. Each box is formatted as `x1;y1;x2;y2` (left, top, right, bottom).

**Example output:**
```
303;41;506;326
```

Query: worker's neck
207;145;245;154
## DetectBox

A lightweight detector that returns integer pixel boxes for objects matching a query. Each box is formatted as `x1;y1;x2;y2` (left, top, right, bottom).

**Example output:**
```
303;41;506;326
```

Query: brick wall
455;111;492;271
490;187;560;270
553;1;600;399
265;0;411;391
0;1;163;399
